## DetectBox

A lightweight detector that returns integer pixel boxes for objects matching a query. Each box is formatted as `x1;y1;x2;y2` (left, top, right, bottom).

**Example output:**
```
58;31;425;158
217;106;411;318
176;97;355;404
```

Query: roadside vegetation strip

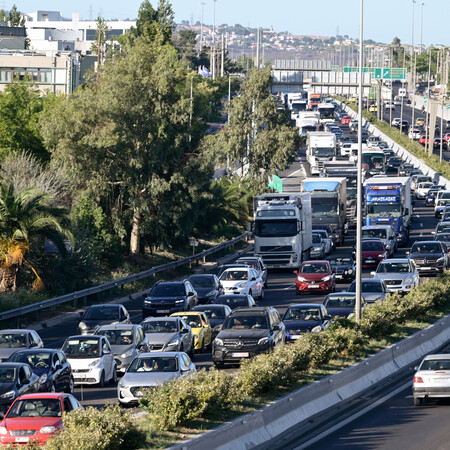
339;97;450;181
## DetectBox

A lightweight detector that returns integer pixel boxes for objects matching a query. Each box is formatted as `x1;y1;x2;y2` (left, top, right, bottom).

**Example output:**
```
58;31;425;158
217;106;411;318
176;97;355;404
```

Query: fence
0;232;251;323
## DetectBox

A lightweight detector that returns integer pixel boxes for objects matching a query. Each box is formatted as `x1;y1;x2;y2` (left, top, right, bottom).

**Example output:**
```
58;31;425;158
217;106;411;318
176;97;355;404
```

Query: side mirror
293;270;298;275
188;291;195;296
251;277;256;281
405;208;409;215
181;328;189;334
103;349;111;355
22;379;30;385
272;325;280;331
55;365;63;371
0;412;4;420
370;271;376;276
324;315;332;321
405;251;410;256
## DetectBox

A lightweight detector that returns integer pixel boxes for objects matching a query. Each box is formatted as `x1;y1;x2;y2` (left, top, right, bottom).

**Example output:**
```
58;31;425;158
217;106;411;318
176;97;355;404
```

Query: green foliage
7;4;25;27
0;82;48;162
45;405;145;450
90;16;111;60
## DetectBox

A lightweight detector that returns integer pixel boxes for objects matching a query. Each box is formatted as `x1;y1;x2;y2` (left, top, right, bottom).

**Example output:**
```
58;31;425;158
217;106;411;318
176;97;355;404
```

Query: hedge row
139;272;450;430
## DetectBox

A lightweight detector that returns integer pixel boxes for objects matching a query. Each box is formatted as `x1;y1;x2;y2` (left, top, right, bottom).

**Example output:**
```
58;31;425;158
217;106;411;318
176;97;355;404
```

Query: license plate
231;352;249;358
136;391;143;397
308;285;320;288
157;309;170;313
74;374;86;379
15;437;29;443
273;265;280;268
335;275;343;279
420;267;432;270
290;335;301;340
433;378;450;383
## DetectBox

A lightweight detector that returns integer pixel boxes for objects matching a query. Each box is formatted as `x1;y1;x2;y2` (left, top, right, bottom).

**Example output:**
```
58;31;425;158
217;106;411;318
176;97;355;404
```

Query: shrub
45;405;145;450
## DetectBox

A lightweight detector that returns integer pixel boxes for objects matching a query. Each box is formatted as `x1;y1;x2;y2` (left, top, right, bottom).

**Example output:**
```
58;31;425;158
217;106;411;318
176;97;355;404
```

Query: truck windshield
311;203;338;215
362;154;385;170
347;187;357;199
292;103;306;113
366;204;402;218
254;220;297;237
313;148;335;157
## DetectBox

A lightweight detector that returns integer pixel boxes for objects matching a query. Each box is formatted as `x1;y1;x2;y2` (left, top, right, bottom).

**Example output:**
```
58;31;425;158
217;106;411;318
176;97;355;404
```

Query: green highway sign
331;65;339;71
446;104;450;110
424;95;428;103
343;67;406;80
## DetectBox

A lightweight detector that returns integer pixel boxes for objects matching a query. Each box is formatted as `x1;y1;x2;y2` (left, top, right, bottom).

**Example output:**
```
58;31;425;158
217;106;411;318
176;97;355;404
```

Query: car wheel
258;288;265;300
188;343;195;359
98;371;105;388
110;366;118;385
414;397;422;406
65;377;74;394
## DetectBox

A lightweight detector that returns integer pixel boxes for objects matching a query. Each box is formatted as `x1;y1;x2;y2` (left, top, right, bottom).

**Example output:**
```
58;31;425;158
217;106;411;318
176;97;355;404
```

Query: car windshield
411;243;442;254
83;307;119;321
215;297;248;308
9;352;52;369
313;148;335;157
237;260;259;270
349;281;383;293
6;399;62;418
327;257;353;266
96;330;134;345
0;367;17;382
362;241;384;251
188;276;215;288
377;262;411;273
151;284;185;297
128;357;178;373
417;183;433;189
220;270;248;281
223;315;269;330
300;263;329;274
173;315;202;328
312;234;322;243
362;229;387;239
284;308;321;321
436;223;450;233
315;231;328;239
62;339;100;358
324;296;356;308
141;320;178;333
435;234;450;242
196;308;225;319
0;333;28;348
419;359;450;371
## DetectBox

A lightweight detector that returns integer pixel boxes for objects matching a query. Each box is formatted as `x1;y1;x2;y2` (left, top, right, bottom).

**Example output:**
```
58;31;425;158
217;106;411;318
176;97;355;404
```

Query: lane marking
283;285;296;290
294;381;412;450
282;168;302;181
419;223;423;228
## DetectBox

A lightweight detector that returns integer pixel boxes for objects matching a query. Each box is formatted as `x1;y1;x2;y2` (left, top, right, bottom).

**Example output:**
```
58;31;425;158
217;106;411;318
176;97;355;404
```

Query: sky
7;0;450;47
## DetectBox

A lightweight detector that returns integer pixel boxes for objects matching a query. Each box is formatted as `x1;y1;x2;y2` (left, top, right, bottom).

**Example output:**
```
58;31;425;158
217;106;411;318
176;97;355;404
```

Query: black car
326;256;356;282
187;274;223;304
212;307;286;368
77;304;131;335
386;156;403;174
8;349;74;394
323;293;365;319
0;363;40;412
193;304;232;338
142;280;198;317
425;186;446;207
213;294;256;310
408;241;449;276
282;304;332;342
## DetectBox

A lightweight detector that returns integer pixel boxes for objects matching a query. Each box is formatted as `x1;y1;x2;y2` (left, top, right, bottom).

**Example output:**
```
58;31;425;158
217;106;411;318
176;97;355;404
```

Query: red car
0;393;82;446
361;239;387;268
341;115;352;125
418;135;429;146
294;261;335;294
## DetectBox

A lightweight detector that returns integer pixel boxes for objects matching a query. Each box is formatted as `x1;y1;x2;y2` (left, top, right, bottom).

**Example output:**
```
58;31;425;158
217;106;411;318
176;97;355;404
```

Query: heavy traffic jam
0;94;449;444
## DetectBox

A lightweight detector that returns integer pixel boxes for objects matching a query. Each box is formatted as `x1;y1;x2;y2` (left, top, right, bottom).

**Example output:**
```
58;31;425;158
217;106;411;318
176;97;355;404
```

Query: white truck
253;193;312;269
306;131;337;175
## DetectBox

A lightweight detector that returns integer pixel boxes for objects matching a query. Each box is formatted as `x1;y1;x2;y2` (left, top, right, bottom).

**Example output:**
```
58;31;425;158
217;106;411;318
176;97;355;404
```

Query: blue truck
363;176;412;246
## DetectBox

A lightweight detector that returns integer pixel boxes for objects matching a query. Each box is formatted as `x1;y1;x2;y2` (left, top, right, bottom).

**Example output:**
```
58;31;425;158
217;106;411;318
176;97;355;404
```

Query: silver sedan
371;258;420;295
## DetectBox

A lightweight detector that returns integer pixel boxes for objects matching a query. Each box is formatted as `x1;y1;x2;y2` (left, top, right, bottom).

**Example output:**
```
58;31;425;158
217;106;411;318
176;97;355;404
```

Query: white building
23;10;136;53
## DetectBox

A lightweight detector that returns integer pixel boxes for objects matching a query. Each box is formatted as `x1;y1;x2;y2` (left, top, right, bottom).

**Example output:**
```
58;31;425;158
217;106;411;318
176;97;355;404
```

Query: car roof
422;354;450;361
10;348;56;354
193;305;227;310
217;294;248;299
141;317;179;322
188;274;215;278
326;292;356;297
362;238;384;243
362;225;392;229
0;362;29;368
230;307;271;314
96;324;137;331
301;260;329;264
236;257;261;262
378;258;410;264
286;303;322;308
138;352;181;357
15;393;69;400
171;312;202;317
0;329;32;334
87;304;121;309
65;335;101;340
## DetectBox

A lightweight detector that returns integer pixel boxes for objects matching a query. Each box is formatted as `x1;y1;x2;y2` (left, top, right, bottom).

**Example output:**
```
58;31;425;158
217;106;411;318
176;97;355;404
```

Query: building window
108;29;123;39
86;29;96;41
39;69;52;83
0;70;12;82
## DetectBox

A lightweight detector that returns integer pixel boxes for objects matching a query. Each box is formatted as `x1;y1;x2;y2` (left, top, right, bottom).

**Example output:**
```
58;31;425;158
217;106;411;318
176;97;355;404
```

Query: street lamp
355;0;364;323
411;0;416;137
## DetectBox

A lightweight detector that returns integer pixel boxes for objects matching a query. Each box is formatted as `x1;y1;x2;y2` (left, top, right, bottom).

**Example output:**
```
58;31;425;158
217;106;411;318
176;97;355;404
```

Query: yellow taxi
416;117;425;126
349;96;357;103
369;104;378;112
170;311;212;352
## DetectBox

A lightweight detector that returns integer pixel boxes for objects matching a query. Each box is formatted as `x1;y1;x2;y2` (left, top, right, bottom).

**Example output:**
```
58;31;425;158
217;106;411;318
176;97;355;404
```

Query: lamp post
411;0;416;134
420;3;425;54
356;0;364;324
200;2;205;51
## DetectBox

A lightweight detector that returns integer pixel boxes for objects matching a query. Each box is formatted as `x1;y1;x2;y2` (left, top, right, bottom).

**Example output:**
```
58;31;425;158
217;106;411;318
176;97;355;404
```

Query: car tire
110;366;118;385
65;378;74;394
414;397;422;406
258;288;265;300
98;371;105;388
188;344;195;360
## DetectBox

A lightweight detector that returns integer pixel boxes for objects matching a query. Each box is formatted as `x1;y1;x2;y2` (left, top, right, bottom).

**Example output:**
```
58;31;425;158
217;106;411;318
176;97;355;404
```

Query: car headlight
311;326;322;333
377;254;385;258
347;268;354;275
88;359;100;367
404;277;413;284
39;373;48;385
118;381;129;389
322;275;331;282
78;321;87;329
0;427;7;435
436;257;445;264
258;337;269;346
205;290;216;297
40;426;56;434
312;246;322;251
144;299;152;304
174;299;185;304
297;276;307;282
238;282;247;288
375;296;384;302
214;338;224;346
166;339;179;348
120;349;134;358
0;391;14;399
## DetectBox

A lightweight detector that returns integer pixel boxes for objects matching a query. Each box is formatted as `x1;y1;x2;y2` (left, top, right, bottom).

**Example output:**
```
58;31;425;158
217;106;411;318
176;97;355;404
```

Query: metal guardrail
0;232;252;322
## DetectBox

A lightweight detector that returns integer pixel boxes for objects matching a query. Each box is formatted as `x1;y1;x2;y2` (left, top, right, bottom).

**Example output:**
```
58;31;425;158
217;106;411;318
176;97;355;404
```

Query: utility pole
96;27;101;84
255;28;260;69
200;2;205;51
411;0;416;133
420;3;425;53
221;33;224;77
400;47;406;134
425;48;432;154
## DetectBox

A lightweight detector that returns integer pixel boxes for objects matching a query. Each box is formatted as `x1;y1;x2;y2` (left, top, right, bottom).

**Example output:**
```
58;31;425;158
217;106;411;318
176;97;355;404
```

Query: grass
136;305;449;449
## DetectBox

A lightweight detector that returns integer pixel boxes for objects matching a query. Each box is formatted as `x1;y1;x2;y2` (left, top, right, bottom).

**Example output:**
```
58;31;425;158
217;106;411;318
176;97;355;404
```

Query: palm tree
0;183;72;292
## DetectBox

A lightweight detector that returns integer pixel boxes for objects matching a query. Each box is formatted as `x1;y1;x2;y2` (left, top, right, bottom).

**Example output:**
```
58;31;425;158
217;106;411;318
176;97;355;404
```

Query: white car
235;256;268;286
371;258;419;294
415;182;433;199
62;335;117;387
312;229;333;255
219;267;264;299
117;352;196;405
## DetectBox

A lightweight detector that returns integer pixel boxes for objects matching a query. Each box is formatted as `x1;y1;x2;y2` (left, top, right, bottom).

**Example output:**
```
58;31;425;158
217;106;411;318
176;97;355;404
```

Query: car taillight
413;376;423;383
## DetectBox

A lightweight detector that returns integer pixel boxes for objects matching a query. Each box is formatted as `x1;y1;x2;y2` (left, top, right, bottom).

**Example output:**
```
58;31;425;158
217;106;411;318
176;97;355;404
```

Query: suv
408;240;449;276
142;280;198;317
212;307;286;368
